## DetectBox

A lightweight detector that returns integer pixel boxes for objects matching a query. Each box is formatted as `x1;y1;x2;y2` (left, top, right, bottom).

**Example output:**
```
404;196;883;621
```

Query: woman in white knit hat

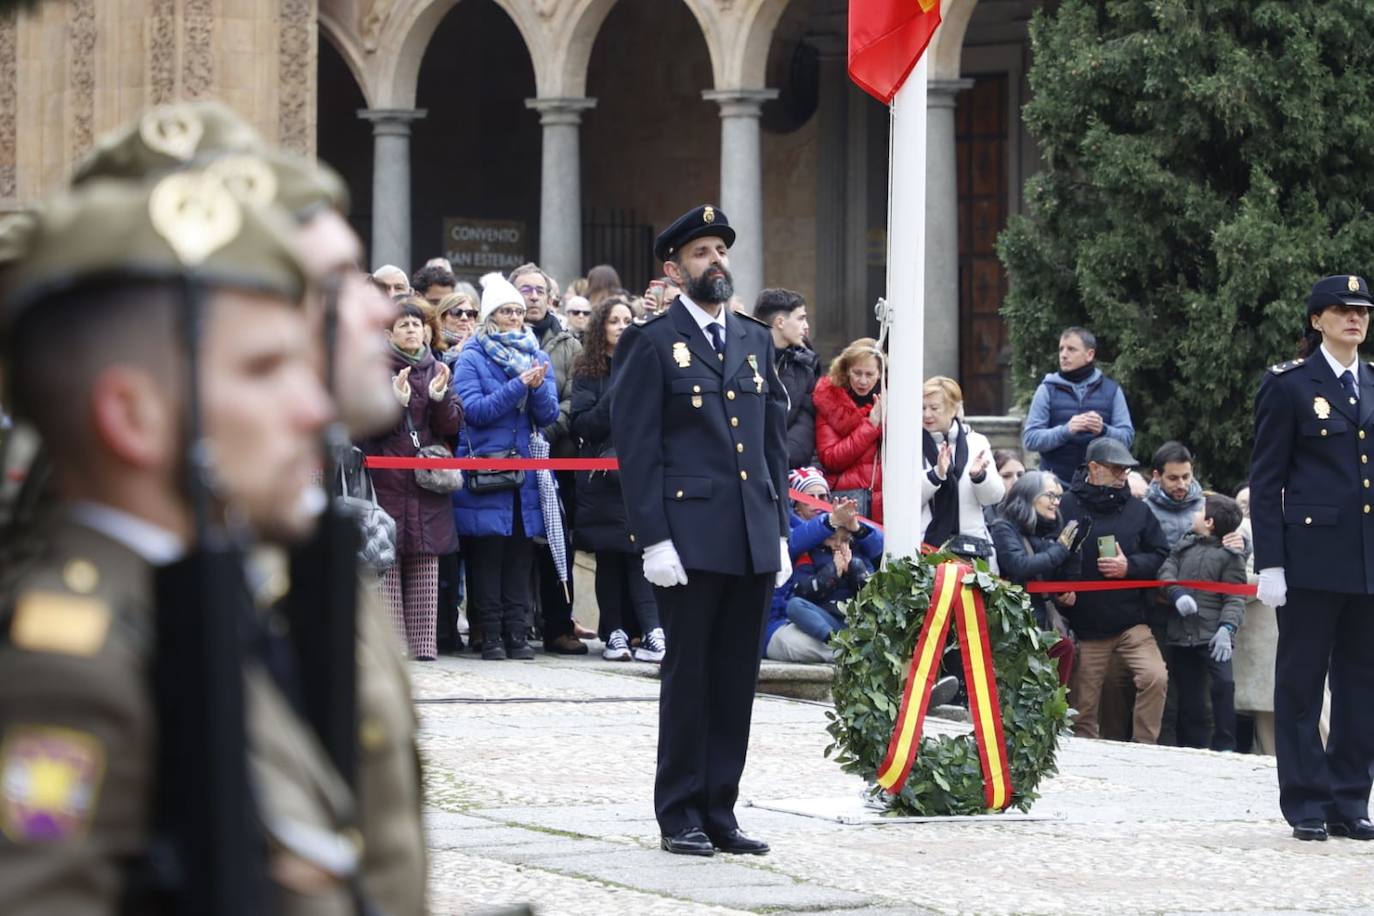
450;273;560;659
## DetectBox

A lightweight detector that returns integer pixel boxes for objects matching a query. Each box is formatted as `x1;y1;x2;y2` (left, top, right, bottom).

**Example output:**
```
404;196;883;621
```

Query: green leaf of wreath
827;553;1072;816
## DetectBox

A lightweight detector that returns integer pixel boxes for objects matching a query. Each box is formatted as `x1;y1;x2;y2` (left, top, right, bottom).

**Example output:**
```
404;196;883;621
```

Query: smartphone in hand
1097;534;1117;558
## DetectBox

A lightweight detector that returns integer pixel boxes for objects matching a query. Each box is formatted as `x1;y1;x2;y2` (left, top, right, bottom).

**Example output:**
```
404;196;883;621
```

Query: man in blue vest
1022;327;1135;484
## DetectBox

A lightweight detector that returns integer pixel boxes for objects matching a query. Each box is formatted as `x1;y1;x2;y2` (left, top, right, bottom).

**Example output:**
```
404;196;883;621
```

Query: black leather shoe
1292;821;1328;842
660;827;714;856
709;828;770;855
1328;817;1374;840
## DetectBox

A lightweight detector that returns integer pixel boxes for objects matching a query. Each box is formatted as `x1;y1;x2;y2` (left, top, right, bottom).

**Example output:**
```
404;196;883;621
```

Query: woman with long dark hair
570;296;665;662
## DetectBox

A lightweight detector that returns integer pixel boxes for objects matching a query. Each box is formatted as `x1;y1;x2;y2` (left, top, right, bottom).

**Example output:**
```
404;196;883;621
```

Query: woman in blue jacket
452;273;559;660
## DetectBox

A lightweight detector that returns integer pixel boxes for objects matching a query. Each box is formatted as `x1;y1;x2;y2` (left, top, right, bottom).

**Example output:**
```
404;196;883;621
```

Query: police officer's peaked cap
1;170;309;332
654;204;736;262
73;101;350;220
1308;274;1374;318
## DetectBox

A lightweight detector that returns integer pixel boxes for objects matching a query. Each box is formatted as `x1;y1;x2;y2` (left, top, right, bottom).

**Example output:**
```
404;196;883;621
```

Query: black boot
481;637;507;661
505;636;535;660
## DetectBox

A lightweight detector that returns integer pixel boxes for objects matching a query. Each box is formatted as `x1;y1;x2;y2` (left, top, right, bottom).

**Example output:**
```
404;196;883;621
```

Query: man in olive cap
67;101;427;911
0;166;359;912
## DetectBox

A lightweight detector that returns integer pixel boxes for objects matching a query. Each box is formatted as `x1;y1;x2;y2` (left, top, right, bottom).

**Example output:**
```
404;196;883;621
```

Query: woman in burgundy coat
365;300;464;659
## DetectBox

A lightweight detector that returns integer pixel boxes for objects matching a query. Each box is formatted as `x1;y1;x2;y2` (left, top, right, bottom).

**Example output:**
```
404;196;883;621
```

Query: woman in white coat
919;376;1005;570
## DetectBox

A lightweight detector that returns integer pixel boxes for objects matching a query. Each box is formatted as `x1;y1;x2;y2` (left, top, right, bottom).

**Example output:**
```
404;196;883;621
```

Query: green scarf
390;341;426;366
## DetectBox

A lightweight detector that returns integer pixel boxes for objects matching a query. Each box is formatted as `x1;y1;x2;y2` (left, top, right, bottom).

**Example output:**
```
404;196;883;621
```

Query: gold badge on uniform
1351;276;1361;293
703;206;715;224
139;106;204;162
1314;395;1332;419
747;354;764;393
673;342;692;368
149;171;243;266
206;154;279;209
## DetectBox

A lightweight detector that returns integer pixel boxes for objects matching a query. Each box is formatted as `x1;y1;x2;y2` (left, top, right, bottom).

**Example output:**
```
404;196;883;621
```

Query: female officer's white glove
1257;567;1287;608
643;540;688;588
776;537;793;588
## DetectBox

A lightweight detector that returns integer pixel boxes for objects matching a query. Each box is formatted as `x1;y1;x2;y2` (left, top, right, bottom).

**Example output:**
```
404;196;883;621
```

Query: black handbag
461;428;525;494
404;411;464;494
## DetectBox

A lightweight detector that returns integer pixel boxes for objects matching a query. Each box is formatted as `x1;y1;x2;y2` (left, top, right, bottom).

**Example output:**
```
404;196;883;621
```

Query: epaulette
638;310;669;325
1270;358;1305;375
736;312;770;328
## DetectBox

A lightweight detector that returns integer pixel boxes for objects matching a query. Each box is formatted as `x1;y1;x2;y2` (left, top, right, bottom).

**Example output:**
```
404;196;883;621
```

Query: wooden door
956;74;1010;414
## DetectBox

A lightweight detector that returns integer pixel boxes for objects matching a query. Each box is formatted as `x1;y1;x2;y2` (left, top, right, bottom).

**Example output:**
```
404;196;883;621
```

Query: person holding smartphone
1056;437;1171;743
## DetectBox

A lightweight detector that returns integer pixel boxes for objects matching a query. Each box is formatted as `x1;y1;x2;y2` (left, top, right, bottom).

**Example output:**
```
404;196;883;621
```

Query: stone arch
927;0;980;81
719;0;793;89
374;0;548;107
545;0;618;98
317;9;375;107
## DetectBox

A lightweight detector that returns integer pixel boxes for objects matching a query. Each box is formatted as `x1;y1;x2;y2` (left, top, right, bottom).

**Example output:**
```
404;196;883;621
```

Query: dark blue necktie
1341;369;1359;405
707;322;726;355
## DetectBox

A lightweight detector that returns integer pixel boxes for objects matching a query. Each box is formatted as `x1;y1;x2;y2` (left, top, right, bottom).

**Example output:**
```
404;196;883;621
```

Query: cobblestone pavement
412;653;1373;916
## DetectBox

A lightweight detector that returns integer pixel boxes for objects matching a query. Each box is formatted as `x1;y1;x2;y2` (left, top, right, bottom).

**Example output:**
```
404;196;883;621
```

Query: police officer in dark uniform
611;205;791;857
1251;273;1374;842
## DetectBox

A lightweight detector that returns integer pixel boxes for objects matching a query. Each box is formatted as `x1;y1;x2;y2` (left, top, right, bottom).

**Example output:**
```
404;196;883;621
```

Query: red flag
848;0;942;104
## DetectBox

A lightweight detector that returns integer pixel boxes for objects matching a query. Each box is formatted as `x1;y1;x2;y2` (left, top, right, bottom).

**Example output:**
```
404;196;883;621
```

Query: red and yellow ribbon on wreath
875;561;1014;810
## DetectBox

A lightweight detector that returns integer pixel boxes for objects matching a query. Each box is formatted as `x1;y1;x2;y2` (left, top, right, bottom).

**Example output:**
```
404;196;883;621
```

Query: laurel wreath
824;554;1071;816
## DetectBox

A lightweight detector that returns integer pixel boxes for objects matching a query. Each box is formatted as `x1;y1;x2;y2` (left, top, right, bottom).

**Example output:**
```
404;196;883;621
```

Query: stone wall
4;0;317;210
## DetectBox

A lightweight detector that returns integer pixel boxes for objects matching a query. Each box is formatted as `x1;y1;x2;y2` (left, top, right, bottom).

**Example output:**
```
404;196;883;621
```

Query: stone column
924;79;972;382
702;88;779;309
812;40;850;360
358;108;426;271
525;97;597;286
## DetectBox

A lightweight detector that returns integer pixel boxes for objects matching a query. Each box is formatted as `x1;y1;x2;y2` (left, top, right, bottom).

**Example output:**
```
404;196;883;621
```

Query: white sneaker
602;629;632;661
634;627;666;663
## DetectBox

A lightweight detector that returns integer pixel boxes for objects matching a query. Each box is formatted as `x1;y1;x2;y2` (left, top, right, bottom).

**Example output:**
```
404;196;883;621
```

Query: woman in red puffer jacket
813;338;884;523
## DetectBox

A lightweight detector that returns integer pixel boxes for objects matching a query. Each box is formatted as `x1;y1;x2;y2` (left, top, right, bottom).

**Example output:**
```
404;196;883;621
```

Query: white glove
775;537;793;588
1174;594;1198;617
1257;567;1287;608
643;539;688;588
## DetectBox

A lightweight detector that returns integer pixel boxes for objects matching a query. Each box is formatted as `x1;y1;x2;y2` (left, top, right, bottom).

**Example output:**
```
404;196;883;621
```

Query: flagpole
882;54;928;561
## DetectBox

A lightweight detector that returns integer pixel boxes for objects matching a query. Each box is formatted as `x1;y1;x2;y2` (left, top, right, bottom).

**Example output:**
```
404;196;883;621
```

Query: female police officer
1251;274;1374;842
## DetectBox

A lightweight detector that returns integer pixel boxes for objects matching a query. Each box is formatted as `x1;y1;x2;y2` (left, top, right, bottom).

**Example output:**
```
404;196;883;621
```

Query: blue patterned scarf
477;328;541;379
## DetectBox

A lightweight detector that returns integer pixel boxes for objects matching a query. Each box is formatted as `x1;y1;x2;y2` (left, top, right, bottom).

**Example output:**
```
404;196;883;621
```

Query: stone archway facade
2;0;1033;407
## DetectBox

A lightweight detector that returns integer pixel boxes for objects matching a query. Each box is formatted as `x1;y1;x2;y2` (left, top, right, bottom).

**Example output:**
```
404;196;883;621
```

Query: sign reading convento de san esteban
443;218;529;281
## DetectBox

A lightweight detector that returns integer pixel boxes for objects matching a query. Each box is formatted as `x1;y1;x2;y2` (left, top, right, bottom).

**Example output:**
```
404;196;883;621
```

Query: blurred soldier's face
202;291;333;541
296;210;399;439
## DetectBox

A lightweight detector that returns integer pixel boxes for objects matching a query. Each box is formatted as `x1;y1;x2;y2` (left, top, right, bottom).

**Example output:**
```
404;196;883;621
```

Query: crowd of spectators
354;263;1269;753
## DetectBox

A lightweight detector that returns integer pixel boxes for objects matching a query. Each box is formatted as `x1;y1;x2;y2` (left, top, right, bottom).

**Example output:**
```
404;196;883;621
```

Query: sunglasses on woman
454;309;478;319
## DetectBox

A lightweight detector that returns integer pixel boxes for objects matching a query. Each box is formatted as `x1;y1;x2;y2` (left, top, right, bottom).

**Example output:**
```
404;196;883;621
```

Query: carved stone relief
0;9;15;199
149;0;177;105
360;0;390;52
183;0;214;99
279;0;314;154
70;0;97;157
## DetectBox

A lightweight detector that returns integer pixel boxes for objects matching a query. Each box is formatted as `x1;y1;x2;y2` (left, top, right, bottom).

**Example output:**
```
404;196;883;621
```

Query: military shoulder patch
0;725;105;843
1270;358;1305;375
10;592;111;657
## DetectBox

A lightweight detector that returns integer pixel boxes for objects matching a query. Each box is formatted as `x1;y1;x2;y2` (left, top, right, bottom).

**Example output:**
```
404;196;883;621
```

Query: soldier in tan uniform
0;162;361;910
70;102;428;915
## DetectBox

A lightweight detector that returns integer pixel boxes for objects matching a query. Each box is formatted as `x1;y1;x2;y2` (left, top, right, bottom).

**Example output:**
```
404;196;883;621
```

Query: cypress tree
999;0;1374;485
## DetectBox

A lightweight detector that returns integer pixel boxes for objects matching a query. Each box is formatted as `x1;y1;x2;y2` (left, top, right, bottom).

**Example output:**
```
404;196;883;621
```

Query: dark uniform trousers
611;299;790;840
653;571;773;835
1276;588;1374;825
1252;355;1374;827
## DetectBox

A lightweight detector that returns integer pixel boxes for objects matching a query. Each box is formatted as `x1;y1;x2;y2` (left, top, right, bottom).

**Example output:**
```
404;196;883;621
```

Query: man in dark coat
1057;437;1170;744
753;288;819;469
611;205;790;857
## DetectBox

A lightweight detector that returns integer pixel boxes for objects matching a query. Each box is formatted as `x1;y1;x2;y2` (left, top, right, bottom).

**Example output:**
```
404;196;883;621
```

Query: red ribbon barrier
1025;579;1257;597
364;456;1255;597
